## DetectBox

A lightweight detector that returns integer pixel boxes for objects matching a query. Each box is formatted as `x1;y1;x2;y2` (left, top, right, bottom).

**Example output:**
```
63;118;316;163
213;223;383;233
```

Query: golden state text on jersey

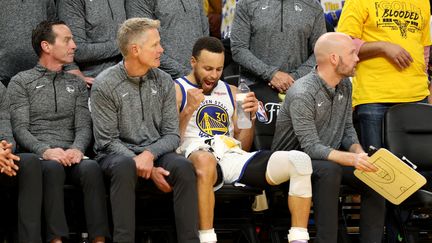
196;101;231;138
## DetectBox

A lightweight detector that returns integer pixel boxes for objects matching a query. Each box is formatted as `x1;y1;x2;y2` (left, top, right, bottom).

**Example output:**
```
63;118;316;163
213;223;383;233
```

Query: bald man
272;33;386;243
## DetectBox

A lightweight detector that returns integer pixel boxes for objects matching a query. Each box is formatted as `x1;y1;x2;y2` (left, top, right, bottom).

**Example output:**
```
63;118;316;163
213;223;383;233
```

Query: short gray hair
117;17;160;56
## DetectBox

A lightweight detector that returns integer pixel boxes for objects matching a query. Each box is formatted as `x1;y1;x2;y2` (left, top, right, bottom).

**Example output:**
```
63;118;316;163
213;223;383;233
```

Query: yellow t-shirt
338;0;431;107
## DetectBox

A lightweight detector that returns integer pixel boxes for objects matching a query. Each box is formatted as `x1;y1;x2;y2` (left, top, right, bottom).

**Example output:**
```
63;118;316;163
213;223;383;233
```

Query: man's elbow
303;146;327;161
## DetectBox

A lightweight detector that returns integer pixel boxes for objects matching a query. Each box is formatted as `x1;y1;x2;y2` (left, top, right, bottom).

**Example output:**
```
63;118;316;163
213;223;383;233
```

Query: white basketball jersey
176;77;259;185
175;77;235;152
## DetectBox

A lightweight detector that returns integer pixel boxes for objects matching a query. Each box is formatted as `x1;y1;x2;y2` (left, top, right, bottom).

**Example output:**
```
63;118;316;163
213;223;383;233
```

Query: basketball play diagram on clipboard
354;148;427;205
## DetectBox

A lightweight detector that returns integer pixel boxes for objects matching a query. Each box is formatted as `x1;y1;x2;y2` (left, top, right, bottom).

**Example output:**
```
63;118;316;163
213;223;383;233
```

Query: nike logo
261;5;269;10
36;85;45;89
151;88;157;95
122;93;129;98
338;94;344;100
294;3;303;12
317;101;324;107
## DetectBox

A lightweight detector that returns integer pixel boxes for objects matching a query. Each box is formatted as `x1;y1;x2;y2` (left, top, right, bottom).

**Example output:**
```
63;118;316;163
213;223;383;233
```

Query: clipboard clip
401;156;417;170
367;145;378;156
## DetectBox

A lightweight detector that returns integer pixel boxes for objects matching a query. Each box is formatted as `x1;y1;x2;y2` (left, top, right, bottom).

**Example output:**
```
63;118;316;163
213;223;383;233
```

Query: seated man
0;82;44;243
0;139;19;240
0;90;19;177
271;32;385;243
0;83;22;239
8;21;109;243
0;82;18;177
91;18;199;243
175;36;312;243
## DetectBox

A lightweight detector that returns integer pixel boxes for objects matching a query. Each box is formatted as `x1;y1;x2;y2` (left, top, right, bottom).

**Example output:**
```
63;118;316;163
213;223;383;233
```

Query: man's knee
107;155;136;183
312;160;342;185
18;153;41;173
41;160;65;182
77;160;104;184
267;151;312;198
166;155;196;186
190;152;217;182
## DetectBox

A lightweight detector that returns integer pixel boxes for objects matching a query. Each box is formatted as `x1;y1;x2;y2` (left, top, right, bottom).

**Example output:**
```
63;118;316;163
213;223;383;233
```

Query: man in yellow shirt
338;0;431;150
338;1;431;242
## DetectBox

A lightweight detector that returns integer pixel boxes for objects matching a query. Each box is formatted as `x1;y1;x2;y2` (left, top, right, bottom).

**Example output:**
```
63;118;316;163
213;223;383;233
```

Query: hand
83;77;94;88
134;150;155;179
241;92;259;119
0;140;13;150
383;42;413;69
352;152;377;172
66;69;94;88
151;167;172;193
42;148;70;166
0;148;19;176
65;148;84;164
269;71;295;93
185;88;205;111
0;140;19;163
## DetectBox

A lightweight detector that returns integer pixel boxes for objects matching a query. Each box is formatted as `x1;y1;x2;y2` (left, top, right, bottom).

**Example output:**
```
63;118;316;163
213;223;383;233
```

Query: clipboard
354;148;427;205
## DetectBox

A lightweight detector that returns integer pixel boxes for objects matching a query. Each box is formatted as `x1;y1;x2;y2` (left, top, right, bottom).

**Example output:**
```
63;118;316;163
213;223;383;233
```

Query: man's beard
336;56;356;77
194;72;217;95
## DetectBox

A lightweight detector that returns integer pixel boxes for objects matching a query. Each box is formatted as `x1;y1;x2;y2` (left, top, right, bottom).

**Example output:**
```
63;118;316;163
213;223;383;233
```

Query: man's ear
130;44;139;57
41;40;50;54
191;56;197;67
329;53;338;66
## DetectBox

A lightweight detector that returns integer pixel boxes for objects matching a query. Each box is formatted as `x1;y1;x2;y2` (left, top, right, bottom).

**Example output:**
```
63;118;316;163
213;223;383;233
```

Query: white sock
288;227;309;242
199;228;217;243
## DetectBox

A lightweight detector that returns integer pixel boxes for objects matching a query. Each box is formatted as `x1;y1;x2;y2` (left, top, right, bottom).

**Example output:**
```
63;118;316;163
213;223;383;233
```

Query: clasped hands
42;147;84;166
134;151;172;193
0;140;19;176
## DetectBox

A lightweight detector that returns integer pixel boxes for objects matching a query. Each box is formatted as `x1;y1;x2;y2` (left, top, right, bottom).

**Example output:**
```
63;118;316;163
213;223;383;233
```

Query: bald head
314;32;359;85
314;32;354;65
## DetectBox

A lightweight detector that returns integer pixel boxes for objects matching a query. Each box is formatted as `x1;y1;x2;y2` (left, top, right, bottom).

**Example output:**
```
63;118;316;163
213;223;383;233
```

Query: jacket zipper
53;73;58;113
280;0;284;32
139;80;145;121
106;0;114;19
180;0;187;12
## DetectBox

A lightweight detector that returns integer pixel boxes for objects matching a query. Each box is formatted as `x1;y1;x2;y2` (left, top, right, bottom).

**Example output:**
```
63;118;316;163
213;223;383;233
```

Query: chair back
383;103;432;171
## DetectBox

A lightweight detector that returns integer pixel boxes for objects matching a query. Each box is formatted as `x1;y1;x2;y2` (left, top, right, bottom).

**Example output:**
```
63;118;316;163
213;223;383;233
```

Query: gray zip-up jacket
126;0;209;79
271;69;359;160
7;64;92;156
91;62;180;159
0;0;57;84
0;83;15;149
231;0;326;84
57;0;126;77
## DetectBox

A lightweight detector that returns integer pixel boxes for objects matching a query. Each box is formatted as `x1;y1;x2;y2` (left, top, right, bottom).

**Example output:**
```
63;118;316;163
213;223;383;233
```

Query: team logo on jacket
66;85;75;94
196;104;229;137
294;3;303;12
